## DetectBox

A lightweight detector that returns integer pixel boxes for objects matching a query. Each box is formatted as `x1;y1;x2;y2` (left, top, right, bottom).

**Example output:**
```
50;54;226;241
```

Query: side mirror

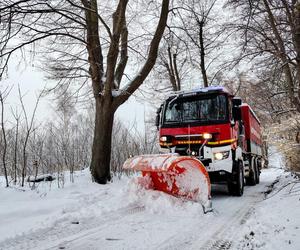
232;97;242;121
232;97;242;107
232;106;242;121
155;114;160;129
155;106;162;130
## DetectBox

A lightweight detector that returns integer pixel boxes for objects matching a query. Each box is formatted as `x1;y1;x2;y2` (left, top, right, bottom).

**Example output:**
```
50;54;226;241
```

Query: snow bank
0;167;205;246
0;169;128;241
232;148;300;249
268;146;285;169
234;171;300;250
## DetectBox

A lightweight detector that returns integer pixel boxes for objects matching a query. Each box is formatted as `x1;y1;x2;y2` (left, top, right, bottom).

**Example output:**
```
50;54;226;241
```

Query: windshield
164;94;228;124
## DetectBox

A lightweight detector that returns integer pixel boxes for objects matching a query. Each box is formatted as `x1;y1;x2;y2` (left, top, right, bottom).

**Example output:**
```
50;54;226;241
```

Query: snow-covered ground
0;151;299;250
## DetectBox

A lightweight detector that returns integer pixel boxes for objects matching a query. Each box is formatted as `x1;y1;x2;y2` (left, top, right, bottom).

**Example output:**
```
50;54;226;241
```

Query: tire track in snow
207;239;232;250
157;181;270;250
0;204;145;250
199;201;257;250
198;176;279;250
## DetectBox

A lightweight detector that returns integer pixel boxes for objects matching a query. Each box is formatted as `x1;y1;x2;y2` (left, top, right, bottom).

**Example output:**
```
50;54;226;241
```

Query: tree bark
281;0;300;111
173;53;181;90
199;20;208;87
166;46;178;91
0;93;9;187
90;96;115;184
82;0;104;97
14;117;19;185
294;3;300;105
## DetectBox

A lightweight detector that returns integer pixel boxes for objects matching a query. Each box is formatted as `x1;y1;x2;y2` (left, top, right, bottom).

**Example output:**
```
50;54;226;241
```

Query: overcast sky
1;59;147;132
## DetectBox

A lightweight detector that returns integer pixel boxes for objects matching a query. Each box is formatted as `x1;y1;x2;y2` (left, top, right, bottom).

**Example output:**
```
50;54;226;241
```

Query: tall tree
226;0;300;113
155;0;227;92
177;0;219;87
0;87;11;187
0;0;169;184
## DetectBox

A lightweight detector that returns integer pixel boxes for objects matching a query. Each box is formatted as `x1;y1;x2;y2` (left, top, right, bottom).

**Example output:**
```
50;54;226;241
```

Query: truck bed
241;104;262;156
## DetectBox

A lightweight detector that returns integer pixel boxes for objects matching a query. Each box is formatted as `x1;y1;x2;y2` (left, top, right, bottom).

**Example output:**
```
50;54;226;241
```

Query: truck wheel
255;159;260;184
245;157;256;186
228;160;244;196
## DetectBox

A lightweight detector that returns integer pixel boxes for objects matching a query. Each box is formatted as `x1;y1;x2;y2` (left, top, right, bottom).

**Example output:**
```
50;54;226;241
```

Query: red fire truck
156;86;264;196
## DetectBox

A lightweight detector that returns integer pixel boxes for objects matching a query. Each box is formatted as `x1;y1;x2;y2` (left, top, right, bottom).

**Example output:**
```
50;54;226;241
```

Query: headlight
203;133;212;140
160;136;167;142
214;151;230;160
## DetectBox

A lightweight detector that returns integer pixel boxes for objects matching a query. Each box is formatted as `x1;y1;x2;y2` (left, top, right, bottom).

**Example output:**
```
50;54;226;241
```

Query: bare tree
86;0;169;184
0;87;158;185
177;0;219;87
152;0;228;94
0;0;170;184
53;85;77;182
18;86;43;186
226;0;300;113
156;27;189;91
11;107;21;185
0;86;11;187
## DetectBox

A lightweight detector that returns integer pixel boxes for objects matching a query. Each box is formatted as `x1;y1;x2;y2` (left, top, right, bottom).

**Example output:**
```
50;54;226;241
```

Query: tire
228;160;244;196
245;157;256;186
255;159;260;184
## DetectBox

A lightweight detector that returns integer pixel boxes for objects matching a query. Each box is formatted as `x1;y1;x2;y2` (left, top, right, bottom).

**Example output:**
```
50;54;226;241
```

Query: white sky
1;61;147;132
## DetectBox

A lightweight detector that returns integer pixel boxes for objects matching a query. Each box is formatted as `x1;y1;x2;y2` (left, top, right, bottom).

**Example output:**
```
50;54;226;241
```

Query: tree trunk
14;118;19;185
0;94;9;188
294;3;300;104
166;46;178;91
90;96;115;184
199;21;208;87
173;53;181;90
21;146;27;187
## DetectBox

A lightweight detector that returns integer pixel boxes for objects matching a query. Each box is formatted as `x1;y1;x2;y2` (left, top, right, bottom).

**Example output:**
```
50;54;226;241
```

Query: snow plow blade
123;154;212;212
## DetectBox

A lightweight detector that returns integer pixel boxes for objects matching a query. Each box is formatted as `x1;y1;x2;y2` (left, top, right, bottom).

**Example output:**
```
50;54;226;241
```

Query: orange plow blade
123;154;212;211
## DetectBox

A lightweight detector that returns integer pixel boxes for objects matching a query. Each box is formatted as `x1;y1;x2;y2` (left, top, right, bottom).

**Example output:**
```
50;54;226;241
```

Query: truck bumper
203;145;233;173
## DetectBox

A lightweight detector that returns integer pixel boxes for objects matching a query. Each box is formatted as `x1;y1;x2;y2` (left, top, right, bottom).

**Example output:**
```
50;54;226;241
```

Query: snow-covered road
55;169;282;250
159;168;282;250
2;165;296;250
1;148;299;250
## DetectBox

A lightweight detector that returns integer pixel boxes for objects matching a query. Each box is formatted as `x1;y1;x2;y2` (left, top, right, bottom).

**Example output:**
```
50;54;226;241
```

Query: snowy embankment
0;150;299;250
0;171;205;250
235;156;300;250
